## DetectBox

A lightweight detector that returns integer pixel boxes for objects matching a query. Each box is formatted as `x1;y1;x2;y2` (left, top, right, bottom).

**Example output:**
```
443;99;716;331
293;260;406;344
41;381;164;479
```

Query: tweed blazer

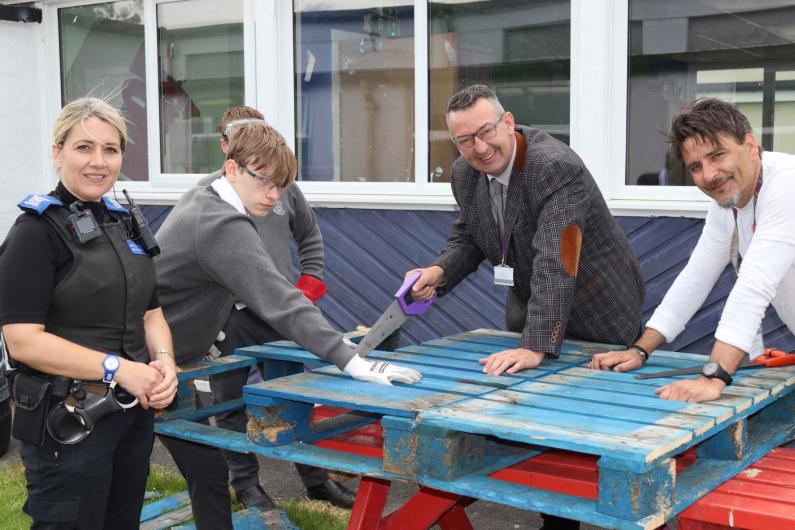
435;125;645;356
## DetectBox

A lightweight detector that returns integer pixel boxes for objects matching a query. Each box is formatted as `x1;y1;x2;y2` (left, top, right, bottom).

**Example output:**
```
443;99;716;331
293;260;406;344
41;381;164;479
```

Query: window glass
294;1;415;182
157;0;244;174
428;0;571;182
627;1;795;186
59;0;148;181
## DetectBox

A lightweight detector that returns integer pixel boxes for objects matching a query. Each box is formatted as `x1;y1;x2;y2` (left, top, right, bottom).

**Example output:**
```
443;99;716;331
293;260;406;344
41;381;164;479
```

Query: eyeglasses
452;114;505;150
237;163;281;192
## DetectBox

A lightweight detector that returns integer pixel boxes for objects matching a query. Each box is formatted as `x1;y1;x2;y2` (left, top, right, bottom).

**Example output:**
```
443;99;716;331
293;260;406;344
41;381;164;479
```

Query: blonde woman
0;97;177;529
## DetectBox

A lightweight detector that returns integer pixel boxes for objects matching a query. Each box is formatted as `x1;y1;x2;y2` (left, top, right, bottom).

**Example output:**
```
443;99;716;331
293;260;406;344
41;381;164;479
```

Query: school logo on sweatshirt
272;200;284;215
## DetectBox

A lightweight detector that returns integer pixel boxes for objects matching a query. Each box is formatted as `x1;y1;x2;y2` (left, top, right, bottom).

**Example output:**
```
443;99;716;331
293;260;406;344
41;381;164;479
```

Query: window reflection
627;1;795;186
157;0;244;174
429;0;571;183
59;0;148;181
294;2;415;182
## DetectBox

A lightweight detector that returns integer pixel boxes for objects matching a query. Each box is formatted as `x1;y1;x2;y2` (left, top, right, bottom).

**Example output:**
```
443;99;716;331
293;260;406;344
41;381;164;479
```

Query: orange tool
634;348;795;379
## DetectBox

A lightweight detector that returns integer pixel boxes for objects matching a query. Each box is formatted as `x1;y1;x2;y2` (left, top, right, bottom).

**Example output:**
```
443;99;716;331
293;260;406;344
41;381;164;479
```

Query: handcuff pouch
11;372;53;446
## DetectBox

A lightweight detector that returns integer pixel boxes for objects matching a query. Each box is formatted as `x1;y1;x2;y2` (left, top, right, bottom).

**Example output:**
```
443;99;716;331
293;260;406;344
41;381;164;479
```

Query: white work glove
343;354;422;386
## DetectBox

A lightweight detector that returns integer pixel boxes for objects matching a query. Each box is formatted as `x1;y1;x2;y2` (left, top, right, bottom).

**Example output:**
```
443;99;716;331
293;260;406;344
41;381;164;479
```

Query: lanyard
491;179;514;265
730;171;763;274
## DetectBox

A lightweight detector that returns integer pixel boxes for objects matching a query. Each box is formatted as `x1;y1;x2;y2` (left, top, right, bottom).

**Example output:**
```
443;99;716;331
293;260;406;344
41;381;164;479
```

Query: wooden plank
312;365;506;395
418;398;693;467
155;419;401;480
398;343;582;365
484;387;714;434
156;398;243;423
449;330;620;354
531;370;740;422
140;492;191;523
248;396;312;445
177;355;257;379
598;458;675;520
381;415;539;480
416;472;662;530
547;367;757;412
237;344;326;365
140;505;194;530
244;372;472;418
417;336;596;366
373;350;538;376
176;507;300;530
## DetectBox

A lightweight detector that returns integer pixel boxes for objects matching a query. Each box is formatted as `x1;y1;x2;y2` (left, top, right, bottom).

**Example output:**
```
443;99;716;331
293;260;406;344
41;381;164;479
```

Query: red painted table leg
438;503;475;530
347;477;390;530
380;487;474;530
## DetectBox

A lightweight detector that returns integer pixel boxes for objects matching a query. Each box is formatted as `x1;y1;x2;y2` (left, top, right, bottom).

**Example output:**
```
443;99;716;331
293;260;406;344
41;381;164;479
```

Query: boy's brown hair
220;106;264;139
226;121;296;188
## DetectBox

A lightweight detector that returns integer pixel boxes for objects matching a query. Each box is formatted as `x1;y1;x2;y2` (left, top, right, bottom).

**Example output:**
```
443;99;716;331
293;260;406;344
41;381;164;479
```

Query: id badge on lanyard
494;238;514;287
494;264;514;286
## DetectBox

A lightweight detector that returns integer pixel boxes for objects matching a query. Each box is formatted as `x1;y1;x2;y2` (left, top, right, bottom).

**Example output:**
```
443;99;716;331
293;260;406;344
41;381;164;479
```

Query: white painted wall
0;19;50;240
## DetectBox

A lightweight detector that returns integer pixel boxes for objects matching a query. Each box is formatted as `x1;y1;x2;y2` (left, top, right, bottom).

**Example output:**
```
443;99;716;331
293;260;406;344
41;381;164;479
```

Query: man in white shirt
590;98;795;403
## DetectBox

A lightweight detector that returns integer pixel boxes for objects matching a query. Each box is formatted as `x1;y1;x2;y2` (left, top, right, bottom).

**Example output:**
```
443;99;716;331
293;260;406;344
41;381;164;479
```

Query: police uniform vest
16;194;156;362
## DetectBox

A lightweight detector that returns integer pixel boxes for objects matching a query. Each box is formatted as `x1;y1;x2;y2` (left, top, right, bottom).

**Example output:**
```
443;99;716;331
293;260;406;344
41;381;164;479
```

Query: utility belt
12;370;138;446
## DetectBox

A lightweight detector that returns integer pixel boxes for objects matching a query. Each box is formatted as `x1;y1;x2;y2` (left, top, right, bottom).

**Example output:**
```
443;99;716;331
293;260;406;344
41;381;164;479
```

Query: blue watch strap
102;354;120;383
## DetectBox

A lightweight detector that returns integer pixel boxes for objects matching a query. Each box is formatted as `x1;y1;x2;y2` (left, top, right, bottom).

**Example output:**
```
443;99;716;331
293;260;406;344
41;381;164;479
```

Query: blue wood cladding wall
143;206;794;355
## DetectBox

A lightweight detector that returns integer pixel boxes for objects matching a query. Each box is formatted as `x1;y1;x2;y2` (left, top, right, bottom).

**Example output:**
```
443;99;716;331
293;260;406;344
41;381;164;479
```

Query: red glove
295;274;327;304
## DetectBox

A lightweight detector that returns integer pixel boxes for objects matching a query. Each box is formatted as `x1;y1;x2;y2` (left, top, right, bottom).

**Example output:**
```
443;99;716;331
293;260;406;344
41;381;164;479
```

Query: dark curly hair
665;98;754;160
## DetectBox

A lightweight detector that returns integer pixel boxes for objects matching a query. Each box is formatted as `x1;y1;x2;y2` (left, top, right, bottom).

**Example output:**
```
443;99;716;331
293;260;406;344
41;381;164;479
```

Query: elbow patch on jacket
560;224;582;278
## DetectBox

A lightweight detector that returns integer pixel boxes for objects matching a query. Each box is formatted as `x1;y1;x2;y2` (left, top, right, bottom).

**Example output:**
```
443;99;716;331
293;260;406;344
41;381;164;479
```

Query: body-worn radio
123;189;160;256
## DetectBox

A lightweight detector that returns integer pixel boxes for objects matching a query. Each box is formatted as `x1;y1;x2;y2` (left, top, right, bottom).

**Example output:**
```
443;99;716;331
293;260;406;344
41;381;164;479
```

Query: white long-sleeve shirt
647;151;795;357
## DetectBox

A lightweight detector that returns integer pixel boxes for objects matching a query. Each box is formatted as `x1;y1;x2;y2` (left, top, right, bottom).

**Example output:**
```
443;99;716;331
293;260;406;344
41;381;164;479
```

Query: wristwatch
102;354;121;383
701;360;733;386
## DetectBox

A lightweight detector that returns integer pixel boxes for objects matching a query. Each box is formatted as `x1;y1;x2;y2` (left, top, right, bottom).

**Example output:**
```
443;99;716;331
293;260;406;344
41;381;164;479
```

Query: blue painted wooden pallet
239;329;795;529
139;491;298;530
155;329;795;530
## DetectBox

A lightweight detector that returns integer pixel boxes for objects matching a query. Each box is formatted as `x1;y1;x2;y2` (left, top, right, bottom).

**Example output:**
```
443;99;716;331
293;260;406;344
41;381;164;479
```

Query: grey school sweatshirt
198;170;324;281
155;185;354;367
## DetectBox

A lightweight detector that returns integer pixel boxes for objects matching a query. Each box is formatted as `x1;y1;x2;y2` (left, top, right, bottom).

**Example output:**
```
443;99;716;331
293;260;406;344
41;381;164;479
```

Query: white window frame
42;0;255;203
43;0;711;216
275;0;455;210
571;0;708;218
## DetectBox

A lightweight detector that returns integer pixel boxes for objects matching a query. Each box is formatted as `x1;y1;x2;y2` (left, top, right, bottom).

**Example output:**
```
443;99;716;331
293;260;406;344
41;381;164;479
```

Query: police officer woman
0;97;178;529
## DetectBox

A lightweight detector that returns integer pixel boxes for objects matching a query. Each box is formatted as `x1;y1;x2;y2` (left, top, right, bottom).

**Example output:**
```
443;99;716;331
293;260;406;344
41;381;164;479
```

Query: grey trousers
210;307;327;492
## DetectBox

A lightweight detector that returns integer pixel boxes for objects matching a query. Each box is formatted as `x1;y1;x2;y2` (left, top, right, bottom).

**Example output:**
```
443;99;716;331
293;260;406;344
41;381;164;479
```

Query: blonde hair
53;97;128;152
227;122;296;188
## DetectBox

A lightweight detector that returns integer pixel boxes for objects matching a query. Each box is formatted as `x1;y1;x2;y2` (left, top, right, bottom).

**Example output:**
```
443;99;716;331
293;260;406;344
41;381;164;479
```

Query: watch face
702;361;718;376
104;356;120;371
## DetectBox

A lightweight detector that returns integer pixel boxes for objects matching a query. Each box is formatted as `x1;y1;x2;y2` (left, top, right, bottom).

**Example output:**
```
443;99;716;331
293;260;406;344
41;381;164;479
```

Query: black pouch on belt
12;372;53;446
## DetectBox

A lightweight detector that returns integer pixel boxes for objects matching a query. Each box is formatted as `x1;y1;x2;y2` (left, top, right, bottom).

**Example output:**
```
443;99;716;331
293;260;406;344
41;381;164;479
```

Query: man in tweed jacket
409;84;645;377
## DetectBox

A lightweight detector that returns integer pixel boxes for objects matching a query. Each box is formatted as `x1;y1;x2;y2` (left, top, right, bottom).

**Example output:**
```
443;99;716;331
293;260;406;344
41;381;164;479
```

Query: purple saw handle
395;270;435;315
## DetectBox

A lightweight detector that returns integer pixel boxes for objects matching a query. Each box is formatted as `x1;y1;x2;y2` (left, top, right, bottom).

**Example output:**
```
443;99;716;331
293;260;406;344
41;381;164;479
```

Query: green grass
0;462;349;529
0;463;31;530
280;498;349;530
145;463;189;500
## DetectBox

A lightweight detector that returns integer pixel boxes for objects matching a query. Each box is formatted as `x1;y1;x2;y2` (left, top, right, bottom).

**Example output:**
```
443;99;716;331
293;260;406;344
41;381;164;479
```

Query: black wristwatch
701;361;733;386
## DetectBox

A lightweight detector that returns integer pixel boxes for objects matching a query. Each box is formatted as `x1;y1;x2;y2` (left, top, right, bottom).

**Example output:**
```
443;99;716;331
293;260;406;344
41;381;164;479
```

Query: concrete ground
1;430;608;530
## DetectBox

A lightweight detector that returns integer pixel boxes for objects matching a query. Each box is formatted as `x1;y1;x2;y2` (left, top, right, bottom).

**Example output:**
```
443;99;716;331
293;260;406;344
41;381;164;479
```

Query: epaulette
17;194;63;214
102;196;129;215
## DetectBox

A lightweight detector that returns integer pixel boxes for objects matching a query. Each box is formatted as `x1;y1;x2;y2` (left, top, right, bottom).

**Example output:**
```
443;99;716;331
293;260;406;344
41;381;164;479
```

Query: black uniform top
0;184;158;358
